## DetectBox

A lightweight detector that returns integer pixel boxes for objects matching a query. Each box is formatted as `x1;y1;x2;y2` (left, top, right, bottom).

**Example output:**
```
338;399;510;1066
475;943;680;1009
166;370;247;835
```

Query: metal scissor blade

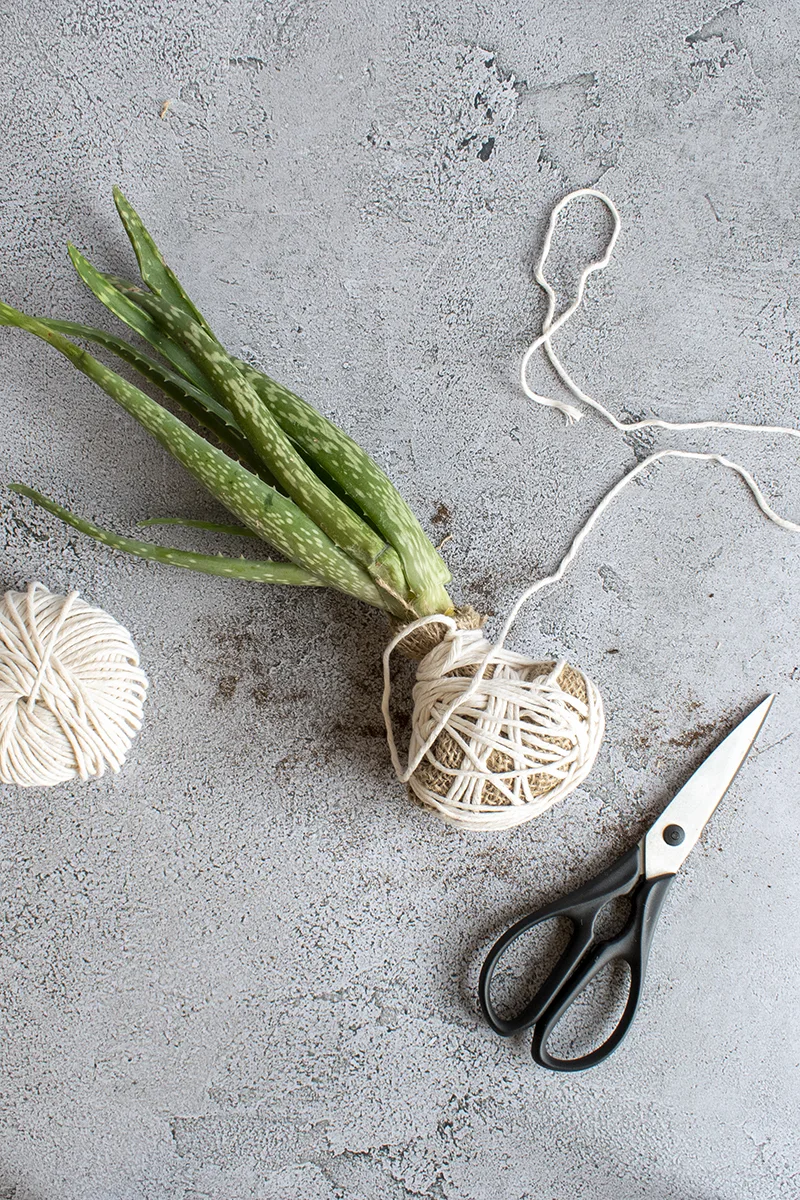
644;695;775;879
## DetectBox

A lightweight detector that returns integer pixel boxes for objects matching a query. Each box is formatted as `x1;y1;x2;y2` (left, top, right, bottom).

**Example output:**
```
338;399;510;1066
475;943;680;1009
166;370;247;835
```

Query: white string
382;188;800;828
521;187;621;425
0;582;148;787
522;186;800;453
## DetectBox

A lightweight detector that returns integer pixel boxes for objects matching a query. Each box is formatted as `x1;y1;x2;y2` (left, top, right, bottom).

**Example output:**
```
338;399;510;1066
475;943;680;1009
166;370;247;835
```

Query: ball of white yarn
0;582;148;788
405;627;604;831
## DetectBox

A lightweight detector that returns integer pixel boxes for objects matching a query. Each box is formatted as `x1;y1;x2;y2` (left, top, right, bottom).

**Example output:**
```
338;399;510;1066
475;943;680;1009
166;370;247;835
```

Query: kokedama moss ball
391;612;604;831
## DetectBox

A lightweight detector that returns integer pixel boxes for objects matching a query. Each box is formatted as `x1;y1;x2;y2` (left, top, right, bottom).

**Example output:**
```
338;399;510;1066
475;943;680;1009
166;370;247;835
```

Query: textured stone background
1;1;799;1197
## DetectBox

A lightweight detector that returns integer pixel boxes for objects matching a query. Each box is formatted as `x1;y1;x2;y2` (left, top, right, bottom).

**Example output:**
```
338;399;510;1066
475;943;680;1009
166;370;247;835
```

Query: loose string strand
522;186;800;450
521;187;622;425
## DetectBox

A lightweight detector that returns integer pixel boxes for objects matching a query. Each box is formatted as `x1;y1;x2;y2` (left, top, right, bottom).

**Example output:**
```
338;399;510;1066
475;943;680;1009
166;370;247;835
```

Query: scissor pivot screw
663;824;685;846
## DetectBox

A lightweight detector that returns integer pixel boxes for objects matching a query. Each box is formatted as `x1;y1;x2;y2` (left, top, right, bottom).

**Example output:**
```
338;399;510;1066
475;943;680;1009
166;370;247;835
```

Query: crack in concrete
686;2;744;51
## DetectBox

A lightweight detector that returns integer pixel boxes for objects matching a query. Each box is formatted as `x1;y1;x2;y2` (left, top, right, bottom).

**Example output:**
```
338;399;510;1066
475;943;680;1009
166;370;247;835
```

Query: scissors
479;695;774;1071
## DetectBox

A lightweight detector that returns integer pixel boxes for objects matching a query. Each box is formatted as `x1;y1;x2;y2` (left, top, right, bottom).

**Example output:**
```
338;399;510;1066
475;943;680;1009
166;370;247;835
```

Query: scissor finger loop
479;844;643;1038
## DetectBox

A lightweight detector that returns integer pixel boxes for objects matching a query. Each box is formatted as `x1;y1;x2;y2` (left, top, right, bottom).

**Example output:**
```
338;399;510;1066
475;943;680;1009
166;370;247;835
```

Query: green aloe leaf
235;361;453;613
10;486;322;585
0;301;397;612
130;289;413;609
138;516;255;536
33;316;271;477
67;244;212;393
112;187;213;334
100;197;452;616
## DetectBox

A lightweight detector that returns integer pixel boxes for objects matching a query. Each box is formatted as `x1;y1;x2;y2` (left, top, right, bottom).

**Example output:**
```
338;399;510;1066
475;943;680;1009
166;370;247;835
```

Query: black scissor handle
479;845;643;1037
532;873;675;1071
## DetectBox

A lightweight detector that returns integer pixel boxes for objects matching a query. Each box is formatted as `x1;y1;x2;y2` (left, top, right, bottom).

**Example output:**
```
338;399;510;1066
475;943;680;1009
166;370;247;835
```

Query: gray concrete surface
1;1;799;1197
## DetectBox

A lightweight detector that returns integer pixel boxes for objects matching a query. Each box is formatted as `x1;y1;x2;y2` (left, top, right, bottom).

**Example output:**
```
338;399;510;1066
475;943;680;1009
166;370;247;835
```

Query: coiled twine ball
0;583;148;787
388;610;604;831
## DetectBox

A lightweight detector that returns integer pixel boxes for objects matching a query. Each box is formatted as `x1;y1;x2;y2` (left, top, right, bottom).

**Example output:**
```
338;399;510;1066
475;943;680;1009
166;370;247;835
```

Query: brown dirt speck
668;721;717;749
215;675;238;703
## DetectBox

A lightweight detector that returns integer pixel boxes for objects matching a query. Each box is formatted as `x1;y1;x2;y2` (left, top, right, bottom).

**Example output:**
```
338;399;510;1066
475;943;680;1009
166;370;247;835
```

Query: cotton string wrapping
0;582;148;787
382;188;800;830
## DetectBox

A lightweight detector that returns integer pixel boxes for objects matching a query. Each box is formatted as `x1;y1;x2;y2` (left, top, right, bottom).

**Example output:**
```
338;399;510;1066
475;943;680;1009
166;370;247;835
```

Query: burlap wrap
387;608;601;825
389;604;484;661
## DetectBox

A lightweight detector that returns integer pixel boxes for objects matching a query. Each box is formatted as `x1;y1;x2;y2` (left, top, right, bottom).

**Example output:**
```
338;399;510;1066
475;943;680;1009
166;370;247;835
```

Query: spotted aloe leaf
235;360;453;614
112;186;213;335
33;316;271;479
67;243;212;393
92;198;452;614
9;486;322;586
0;301;395;612
138;517;254;536
129;289;414;609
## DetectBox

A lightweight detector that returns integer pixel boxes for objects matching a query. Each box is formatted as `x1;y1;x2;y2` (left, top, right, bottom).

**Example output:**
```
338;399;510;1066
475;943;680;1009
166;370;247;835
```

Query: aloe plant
0;191;455;621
